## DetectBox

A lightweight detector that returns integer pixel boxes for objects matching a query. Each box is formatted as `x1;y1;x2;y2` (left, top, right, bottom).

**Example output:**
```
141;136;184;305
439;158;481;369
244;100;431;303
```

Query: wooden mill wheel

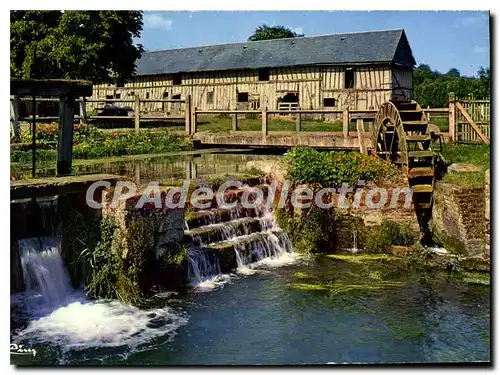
372;100;435;218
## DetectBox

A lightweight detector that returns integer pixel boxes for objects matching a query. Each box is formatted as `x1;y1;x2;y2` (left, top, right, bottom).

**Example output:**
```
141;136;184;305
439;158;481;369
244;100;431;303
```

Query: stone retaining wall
432;182;486;256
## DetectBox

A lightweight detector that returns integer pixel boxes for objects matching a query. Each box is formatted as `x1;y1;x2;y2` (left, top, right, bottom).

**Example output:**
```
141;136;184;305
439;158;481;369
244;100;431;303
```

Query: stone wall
101;188;187;295
432;182;486;256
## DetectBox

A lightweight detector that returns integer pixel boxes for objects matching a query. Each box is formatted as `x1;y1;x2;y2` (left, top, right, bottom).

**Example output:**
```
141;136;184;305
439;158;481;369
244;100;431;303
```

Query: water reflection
11;152;281;184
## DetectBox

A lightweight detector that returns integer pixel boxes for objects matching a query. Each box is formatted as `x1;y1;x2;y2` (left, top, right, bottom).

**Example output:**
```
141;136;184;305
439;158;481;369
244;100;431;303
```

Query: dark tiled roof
136;29;415;76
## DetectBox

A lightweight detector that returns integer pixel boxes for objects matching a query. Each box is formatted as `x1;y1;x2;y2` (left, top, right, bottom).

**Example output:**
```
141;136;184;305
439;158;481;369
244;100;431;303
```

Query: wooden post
232;112;238;131
449;92;456;142
356;119;367;154
185;95;192;135
31;95;36;178
79;97;87;124
57;94;75;176
343;106;349;139
261;107;268;137
295;108;301;132
10;96;20;137
192;107;197;135
134;94;140;134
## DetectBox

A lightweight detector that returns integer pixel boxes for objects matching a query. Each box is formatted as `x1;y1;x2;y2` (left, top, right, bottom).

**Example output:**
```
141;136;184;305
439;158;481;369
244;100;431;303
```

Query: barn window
237;92;249;102
345;68;355;89
258;68;270;81
105;95;113;100
207;91;214;105
323;98;336;107
163;91;169;98
172;94;181;100
173;74;182;85
146;92;150;99
114;93;121;99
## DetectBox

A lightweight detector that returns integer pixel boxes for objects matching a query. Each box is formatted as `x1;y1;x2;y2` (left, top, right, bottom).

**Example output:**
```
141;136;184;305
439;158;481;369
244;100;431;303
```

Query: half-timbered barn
91;29;416;113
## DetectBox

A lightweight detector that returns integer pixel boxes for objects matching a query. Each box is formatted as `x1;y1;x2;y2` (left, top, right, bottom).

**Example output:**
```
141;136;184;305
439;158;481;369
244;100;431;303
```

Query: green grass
428;116;449;132
196;115;345;132
440;143;490;186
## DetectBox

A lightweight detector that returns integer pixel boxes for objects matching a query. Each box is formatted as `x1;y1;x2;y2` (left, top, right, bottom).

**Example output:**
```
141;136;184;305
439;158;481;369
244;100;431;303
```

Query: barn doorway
278;92;299;111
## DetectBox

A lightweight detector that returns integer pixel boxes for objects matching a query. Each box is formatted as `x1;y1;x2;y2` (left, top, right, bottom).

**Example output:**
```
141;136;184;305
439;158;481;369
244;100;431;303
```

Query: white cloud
473;45;489;54
293;27;304;35
144;13;173;30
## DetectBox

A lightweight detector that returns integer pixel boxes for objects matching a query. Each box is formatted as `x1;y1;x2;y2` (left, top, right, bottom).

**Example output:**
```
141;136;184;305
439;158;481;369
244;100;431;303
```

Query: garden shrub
284;147;399;187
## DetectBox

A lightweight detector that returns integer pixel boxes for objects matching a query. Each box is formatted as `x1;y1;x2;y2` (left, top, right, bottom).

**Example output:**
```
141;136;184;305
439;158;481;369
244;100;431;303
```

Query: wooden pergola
10;79;92;176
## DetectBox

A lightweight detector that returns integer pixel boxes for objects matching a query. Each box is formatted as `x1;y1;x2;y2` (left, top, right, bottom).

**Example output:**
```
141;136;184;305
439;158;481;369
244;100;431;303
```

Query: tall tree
248;24;304;41
445;68;460;77
10;10;144;83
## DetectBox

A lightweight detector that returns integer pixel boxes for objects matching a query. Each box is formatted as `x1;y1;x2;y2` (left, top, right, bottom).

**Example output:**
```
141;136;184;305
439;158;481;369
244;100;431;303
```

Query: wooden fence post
57;94;75;176
10;95;20;137
185;95;192;135
192;107;198;134
261;107;268;137
343;106;349;139
79;97;87;124
356;119;367;154
295;108;301;132
232;111;238;131
449;92;456;142
134;94;140;134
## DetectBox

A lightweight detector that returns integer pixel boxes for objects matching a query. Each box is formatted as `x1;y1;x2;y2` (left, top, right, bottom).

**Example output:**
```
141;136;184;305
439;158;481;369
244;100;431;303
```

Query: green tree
10;10;144;83
445;68;460;77
248;24;304;41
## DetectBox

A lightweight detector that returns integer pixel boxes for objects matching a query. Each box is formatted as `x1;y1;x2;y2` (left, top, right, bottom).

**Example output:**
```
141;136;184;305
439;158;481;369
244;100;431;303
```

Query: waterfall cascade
19;236;73;307
184;184;295;285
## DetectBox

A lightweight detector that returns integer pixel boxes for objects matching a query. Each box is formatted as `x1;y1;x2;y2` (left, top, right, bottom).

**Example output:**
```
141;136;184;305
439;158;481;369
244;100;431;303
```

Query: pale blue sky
137;11;490;77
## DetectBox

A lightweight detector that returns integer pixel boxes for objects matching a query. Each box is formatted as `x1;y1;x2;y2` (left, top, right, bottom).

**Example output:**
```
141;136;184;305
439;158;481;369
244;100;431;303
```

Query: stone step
208;229;291;266
184;216;274;246
186;205;263;229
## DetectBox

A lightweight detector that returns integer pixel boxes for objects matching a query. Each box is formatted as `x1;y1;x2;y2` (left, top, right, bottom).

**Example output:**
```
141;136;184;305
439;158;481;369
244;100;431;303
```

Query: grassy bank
196;115;349;132
439;143;490;186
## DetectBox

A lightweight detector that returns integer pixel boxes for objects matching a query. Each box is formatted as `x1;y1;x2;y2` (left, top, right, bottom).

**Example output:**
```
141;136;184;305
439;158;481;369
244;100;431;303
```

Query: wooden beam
356;119;367;154
455;101;489;144
11;79;92;97
449;92;456;142
295;109;301;132
185;94;192;134
343;106;349;139
79;97;87;124
232;112;238;131
134;94;140;134
10;96;20;137
57;94;75;176
261;107;268;137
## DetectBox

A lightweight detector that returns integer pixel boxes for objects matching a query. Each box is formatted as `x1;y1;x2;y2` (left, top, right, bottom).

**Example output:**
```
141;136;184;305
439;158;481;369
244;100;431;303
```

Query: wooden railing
449;93;490;144
10;95;193;135
192;107;377;140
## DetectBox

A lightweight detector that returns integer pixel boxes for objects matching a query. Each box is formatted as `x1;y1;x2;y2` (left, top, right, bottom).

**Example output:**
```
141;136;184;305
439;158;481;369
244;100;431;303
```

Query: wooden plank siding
90;64;410;114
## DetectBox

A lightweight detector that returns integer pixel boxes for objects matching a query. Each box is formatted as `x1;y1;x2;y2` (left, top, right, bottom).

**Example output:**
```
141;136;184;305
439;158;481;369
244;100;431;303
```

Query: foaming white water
13;299;188;357
187;248;233;291
13;236;188;361
192;274;233;292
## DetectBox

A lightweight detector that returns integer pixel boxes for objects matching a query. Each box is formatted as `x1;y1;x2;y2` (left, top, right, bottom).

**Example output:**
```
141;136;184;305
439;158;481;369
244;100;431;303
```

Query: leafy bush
284;147;399;187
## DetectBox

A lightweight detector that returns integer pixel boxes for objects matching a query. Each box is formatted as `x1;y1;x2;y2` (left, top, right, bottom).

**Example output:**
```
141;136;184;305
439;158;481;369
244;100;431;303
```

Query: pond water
11;150;282;183
11;255;490;365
